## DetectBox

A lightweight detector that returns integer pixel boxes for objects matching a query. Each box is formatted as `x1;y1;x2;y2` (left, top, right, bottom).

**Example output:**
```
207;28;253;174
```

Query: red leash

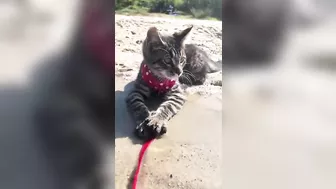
132;139;155;189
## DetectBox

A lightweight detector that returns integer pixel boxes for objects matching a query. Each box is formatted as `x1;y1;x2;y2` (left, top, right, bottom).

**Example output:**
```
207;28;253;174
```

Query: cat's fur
126;26;221;140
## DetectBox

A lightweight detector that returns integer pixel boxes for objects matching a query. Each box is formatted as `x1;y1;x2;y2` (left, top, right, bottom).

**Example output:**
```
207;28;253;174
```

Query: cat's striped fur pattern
126;26;192;139
126;68;186;138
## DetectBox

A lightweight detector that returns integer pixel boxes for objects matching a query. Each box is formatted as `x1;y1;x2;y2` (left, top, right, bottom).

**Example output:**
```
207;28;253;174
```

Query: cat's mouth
148;68;178;81
160;71;179;81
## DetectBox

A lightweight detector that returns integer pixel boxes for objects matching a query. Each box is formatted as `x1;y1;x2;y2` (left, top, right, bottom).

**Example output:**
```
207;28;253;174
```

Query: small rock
118;68;133;72
116;22;123;28
122;48;135;53
211;80;222;86
131;31;136;35
170;174;173;178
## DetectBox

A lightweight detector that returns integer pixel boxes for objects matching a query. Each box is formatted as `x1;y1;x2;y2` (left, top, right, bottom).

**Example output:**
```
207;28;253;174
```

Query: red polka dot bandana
141;64;176;93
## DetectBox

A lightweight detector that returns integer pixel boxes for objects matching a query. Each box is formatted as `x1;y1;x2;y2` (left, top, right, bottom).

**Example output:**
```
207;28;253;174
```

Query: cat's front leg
146;86;186;136
125;83;152;139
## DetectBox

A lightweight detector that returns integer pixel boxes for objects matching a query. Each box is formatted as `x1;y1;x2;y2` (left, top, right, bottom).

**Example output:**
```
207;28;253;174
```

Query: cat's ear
173;25;193;43
147;27;164;45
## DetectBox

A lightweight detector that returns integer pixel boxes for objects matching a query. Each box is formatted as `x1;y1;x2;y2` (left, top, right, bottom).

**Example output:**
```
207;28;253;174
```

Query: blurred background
0;0;83;189
115;0;222;20
0;0;80;84
223;0;336;189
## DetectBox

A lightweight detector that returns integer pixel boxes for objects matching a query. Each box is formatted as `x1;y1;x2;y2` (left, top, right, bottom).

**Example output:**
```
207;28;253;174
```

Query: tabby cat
126;26;221;140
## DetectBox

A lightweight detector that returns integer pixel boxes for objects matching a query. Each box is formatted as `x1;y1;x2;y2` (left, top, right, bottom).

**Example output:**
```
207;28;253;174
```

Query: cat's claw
134;121;149;140
146;111;167;136
134;112;167;140
156;125;167;135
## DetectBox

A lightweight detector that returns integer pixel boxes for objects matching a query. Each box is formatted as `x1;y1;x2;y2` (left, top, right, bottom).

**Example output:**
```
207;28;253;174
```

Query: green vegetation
115;0;222;20
115;6;150;16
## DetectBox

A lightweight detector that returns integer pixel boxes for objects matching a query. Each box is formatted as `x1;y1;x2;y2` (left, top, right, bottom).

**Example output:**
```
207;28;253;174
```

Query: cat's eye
179;57;186;65
163;55;171;64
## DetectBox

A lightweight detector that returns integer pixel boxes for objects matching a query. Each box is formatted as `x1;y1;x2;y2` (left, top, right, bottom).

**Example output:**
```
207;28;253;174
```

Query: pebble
211;80;222;86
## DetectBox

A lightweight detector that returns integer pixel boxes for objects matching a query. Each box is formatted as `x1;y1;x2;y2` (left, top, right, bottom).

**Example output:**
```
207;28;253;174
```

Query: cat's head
142;26;193;80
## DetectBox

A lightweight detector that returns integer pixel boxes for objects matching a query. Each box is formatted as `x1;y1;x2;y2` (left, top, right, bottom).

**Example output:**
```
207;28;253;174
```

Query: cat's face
142;26;192;80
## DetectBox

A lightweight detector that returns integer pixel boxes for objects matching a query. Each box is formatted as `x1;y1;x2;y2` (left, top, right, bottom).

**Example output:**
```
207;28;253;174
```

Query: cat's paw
134;112;167;140
146;111;167;136
134;121;152;140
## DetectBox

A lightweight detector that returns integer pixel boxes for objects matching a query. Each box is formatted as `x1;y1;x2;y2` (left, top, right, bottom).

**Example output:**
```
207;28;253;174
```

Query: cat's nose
175;68;182;76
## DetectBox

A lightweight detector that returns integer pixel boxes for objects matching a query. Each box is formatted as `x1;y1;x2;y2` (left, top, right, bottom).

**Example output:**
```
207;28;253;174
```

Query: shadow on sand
115;80;169;189
115;81;140;144
115;81;144;189
115;81;165;144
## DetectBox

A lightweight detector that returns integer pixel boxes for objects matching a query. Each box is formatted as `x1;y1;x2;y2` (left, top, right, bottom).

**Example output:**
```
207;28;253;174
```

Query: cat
126;26;221;140
32;1;114;189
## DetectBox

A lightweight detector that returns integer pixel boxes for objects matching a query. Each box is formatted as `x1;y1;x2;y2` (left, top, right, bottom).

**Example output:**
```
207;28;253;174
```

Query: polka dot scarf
141;64;176;93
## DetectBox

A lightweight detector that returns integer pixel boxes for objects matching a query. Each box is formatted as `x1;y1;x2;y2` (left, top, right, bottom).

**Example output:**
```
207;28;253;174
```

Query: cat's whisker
181;75;192;85
183;71;196;80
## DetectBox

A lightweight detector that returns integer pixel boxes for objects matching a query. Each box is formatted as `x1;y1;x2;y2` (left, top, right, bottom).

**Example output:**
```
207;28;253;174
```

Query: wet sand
115;78;222;189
